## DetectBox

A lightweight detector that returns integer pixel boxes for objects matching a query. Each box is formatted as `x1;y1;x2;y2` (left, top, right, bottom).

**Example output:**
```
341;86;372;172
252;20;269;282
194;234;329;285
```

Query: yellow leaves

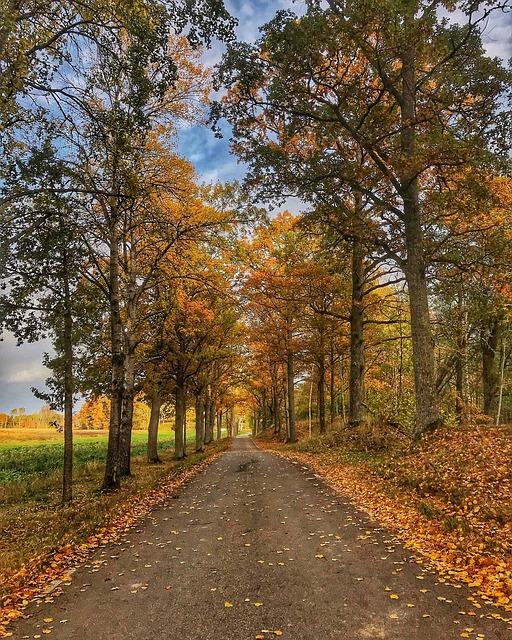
390;594;399;599
254;602;264;607
314;554;324;559
224;602;233;608
389;613;399;619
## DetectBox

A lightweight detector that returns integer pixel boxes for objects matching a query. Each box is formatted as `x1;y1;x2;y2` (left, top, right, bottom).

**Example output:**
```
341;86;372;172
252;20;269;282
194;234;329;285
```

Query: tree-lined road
13;437;510;639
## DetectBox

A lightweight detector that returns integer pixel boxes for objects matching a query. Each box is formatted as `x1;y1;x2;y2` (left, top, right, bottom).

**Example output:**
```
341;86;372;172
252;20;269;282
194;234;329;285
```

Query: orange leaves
272;424;512;612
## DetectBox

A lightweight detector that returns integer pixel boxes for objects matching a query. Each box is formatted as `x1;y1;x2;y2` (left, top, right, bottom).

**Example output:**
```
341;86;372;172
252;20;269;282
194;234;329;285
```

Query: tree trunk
62;246;73;503
482;316;501;417
455;289;467;421
120;236;137;477
195;391;205;452
261;389;268;430
401;41;438;438
496;340;506;426
209;401;216;442
271;364;281;435
119;344;135;476
204;390;212;444
317;355;326;433
349;234;366;427
404;212;439;437
147;388;162;463
329;334;336;427
174;364;186;460
216;409;222;440
183;403;187;457
286;321;297;443
103;213;124;491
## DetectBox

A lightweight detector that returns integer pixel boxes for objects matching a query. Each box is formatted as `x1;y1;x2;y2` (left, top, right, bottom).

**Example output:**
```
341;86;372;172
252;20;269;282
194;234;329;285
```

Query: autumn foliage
267;424;512;612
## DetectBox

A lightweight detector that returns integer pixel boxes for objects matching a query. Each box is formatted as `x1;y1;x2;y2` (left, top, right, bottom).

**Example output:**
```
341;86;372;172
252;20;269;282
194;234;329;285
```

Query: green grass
0;429;198;483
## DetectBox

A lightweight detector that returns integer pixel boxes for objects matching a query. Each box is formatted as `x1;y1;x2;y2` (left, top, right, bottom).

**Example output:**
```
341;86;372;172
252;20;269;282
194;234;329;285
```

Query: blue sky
0;0;510;415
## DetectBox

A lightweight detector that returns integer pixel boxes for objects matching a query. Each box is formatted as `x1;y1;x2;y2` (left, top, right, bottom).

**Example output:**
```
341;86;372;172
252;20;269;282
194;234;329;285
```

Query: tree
217;0;511;436
0;138;85;502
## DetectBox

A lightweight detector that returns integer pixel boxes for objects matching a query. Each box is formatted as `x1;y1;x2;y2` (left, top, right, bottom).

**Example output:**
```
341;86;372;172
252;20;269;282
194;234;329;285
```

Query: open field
0;426;225;483
0;425;175;447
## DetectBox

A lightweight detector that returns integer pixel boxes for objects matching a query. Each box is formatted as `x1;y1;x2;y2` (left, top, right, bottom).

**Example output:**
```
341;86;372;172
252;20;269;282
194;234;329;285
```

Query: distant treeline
0;397;152;430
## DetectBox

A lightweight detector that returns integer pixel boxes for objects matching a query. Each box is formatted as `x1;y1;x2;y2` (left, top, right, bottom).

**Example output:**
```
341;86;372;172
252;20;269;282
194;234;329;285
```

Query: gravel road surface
12;435;511;639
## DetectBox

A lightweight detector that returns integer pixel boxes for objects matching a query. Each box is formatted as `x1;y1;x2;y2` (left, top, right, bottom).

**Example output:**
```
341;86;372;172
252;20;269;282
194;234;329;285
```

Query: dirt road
12;436;511;639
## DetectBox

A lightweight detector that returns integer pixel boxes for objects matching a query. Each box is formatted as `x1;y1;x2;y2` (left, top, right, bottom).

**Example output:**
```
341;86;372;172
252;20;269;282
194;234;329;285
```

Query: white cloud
1;363;50;384
481;11;512;61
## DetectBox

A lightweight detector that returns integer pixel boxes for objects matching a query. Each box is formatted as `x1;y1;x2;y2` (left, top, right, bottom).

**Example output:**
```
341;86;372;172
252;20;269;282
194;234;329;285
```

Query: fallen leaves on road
0;453;225;638
270;425;512;612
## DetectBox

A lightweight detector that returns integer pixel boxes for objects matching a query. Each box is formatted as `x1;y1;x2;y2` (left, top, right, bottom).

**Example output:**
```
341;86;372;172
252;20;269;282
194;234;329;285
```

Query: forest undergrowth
259;422;512;615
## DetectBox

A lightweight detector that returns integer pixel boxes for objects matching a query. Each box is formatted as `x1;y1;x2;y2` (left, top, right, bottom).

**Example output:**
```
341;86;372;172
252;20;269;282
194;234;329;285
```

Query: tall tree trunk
62;246;73;503
401;41;438;438
147;388;162;463
120;236;137;477
349;234;366;427
283;372;289;439
482;316;501;417
329;334;336;427
195;391;205;452
208;401;216;443
273;390;281;435
286;321;297;443
204;390;212;444
103;212;124;491
216;409;222;440
174;364;186;460
120;343;135;476
455;287;467;421
183;402;187;457
317;356;326;433
496;340;506;426
271;364;281;436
